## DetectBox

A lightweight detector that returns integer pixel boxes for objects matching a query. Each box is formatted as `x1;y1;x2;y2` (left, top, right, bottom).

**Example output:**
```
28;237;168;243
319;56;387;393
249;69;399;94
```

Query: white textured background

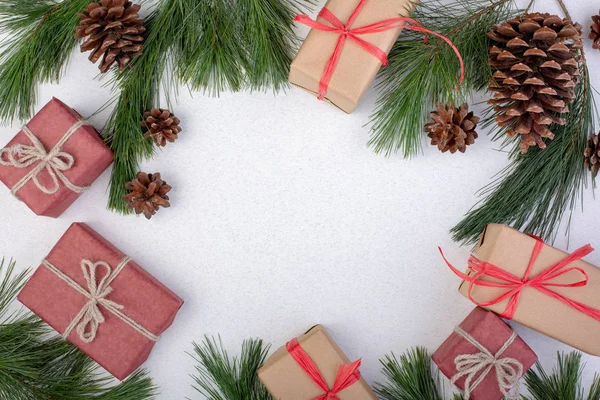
2;0;600;398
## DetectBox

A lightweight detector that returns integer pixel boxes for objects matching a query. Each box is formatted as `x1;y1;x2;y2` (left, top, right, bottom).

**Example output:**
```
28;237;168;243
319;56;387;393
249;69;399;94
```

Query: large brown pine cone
74;0;145;73
590;11;600;49
142;108;182;147
425;103;479;154
124;172;171;219
585;134;600;178
487;13;582;153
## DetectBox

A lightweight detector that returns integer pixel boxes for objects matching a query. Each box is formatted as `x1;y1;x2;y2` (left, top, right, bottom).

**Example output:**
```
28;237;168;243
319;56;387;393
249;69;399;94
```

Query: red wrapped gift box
432;308;537;400
18;223;184;380
0;98;113;217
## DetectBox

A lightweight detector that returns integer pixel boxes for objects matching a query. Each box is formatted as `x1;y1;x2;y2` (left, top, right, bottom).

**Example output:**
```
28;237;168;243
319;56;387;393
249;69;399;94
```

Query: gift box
0;98;113;217
445;223;600;356
17;223;184;380
432;307;537;400
290;0;417;113
258;325;377;400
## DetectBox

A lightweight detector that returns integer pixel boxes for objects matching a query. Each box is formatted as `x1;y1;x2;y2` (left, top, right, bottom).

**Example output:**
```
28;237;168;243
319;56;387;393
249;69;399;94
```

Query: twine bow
0;120;90;196
286;338;361;400
294;0;464;101
439;237;600;322
43;257;159;343
452;326;522;399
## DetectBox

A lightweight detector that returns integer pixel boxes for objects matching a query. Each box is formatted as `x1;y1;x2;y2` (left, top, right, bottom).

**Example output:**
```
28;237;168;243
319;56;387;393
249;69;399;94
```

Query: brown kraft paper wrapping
289;0;417;113
18;223;184;380
258;325;377;400
458;224;600;356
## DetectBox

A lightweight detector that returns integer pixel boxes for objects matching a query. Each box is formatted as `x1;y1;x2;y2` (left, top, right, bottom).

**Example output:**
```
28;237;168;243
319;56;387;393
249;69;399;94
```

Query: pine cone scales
124;172;171;219
487;13;582;153
590;12;600;49
142;108;182;147
75;0;145;73
425;103;479;153
585;134;600;178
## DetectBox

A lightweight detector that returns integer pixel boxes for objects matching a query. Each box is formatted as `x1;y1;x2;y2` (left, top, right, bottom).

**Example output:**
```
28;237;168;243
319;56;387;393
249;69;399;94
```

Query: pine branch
451;52;595;245
368;0;519;157
0;0;89;122
190;336;272;400
523;352;600;400
0;258;157;399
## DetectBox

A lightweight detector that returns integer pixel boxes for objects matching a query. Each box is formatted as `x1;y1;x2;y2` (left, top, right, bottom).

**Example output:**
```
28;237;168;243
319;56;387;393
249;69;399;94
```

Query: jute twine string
43;257;160;343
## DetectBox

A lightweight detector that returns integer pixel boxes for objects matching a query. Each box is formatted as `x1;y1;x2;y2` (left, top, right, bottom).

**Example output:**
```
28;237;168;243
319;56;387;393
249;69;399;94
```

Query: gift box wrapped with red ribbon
432;307;537;400
0;98;113;217
258;325;377;400
17;223;184;380
441;223;600;356
290;0;464;113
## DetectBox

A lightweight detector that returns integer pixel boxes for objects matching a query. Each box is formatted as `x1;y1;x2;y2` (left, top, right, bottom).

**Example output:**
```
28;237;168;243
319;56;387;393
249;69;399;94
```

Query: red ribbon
286;338;361;400
439;236;600;321
294;0;465;100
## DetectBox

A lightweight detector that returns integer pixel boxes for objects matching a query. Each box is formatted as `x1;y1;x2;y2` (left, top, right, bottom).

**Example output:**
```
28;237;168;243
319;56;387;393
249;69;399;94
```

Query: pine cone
124;172;171;219
487;13;582;153
585;134;600;178
590;11;600;49
74;0;145;73
425;103;479;154
142;108;182;147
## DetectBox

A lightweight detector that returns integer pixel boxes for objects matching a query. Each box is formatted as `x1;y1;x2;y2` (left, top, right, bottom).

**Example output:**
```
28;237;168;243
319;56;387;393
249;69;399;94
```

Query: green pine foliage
369;0;520;157
190;336;272;400
0;258;157;399
0;0;89;121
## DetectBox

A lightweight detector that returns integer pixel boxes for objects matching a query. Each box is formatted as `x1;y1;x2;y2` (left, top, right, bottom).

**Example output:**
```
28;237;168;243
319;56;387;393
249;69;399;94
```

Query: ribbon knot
451;327;522;399
0;120;90;196
294;0;464;101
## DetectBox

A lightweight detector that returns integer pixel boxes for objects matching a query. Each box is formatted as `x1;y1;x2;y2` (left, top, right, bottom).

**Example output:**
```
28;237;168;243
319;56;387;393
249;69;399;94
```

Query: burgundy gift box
0;98;113;217
18;223;184;380
432;308;537;400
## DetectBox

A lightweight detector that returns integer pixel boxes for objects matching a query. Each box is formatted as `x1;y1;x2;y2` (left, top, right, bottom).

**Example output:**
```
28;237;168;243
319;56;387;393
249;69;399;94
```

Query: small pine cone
74;0;145;73
142;108;182;147
425;103;479;154
590;12;600;49
585;134;600;178
124;172;171;219
487;13;583;153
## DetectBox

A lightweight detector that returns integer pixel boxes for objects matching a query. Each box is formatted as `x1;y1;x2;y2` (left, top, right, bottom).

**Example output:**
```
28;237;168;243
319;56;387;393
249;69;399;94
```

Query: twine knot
451;326;522;400
0;120;90;196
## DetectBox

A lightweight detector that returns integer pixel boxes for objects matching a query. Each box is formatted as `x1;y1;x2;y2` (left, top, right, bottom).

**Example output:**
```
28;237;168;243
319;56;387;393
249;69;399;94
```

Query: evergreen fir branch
451;54;595;245
0;0;88;122
190;336;272;400
523;352;600;400
0;258;157;399
368;0;519;157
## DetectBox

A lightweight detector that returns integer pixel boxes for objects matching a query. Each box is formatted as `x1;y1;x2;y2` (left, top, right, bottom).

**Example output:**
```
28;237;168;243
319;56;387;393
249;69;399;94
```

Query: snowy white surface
2;0;600;398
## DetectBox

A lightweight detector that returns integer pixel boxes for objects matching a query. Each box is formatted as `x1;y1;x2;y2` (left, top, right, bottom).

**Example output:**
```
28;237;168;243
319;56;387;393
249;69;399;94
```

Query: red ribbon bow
286;338;361;400
294;0;464;101
439;236;600;321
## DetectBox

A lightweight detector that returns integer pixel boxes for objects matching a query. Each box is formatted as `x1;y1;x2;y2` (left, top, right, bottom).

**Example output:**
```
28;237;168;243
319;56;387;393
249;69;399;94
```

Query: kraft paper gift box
0;98;113;217
449;223;600;356
18;223;184;380
289;0;417;113
258;325;377;400
432;307;537;400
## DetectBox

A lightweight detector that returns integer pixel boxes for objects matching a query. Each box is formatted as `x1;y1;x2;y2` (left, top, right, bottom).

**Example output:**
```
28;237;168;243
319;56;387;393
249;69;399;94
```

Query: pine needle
0;258;157;399
368;0;519;157
190;336;272;400
523;352;600;400
0;0;89;122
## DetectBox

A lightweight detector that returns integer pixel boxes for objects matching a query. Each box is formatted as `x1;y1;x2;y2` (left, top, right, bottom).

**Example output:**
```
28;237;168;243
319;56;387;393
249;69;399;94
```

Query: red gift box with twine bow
0;98;113;217
432;307;537;400
258;325;377;400
18;223;184;380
